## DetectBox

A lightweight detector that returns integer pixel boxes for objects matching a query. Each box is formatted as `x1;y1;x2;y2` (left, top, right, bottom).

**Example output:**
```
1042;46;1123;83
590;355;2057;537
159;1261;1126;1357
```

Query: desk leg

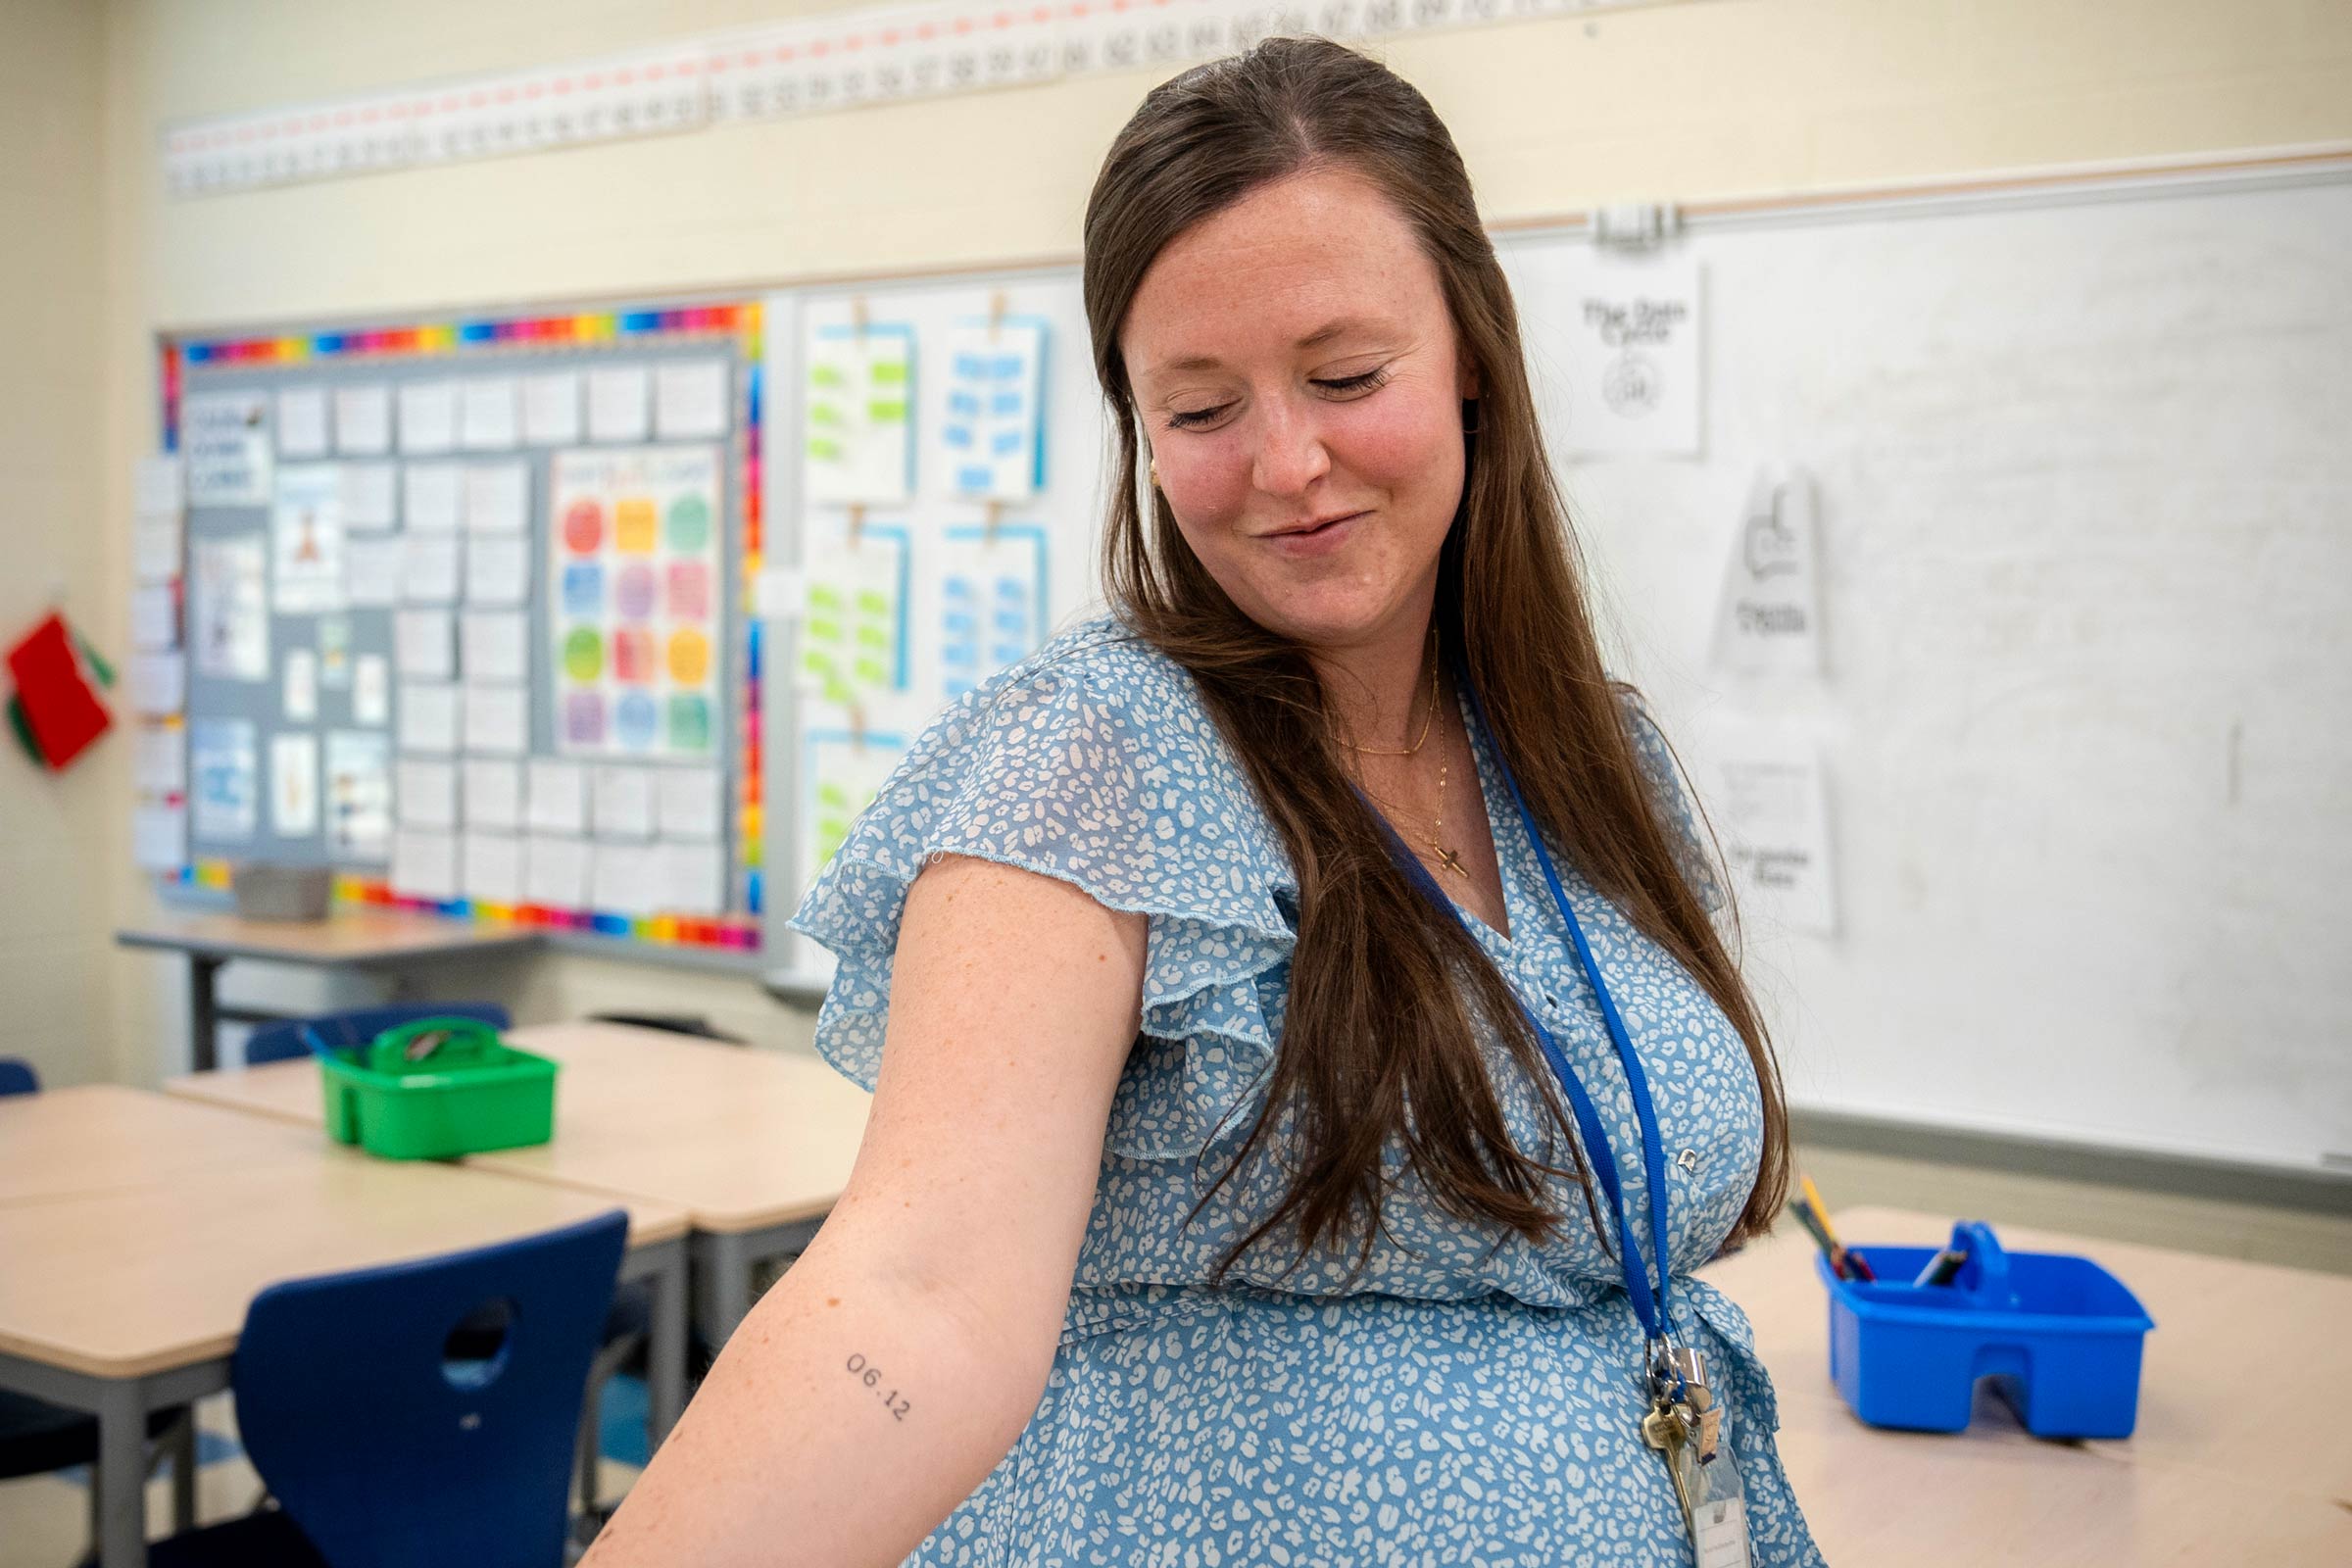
693;1231;755;1349
95;1379;148;1568
647;1245;688;1447
691;1218;826;1351
187;956;223;1074
167;1409;198;1531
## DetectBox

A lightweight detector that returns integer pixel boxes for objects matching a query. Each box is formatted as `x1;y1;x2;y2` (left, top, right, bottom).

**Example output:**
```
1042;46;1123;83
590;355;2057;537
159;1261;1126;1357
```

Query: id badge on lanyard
1355;661;1752;1567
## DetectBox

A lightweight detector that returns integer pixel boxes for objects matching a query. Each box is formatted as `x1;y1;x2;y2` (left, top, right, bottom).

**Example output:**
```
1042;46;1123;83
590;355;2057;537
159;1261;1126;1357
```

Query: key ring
1645;1336;1687;1405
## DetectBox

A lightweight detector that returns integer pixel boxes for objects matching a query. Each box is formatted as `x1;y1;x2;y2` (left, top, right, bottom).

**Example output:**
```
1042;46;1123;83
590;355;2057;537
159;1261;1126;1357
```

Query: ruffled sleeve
1616;687;1729;916
787;622;1300;1163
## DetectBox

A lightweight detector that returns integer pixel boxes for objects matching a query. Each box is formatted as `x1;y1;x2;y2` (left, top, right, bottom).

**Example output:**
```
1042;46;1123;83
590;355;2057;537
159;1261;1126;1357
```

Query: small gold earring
1149;459;1161;488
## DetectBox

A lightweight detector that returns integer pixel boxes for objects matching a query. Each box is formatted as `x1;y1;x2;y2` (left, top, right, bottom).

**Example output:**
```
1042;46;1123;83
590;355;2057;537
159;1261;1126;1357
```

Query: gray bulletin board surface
161;295;768;966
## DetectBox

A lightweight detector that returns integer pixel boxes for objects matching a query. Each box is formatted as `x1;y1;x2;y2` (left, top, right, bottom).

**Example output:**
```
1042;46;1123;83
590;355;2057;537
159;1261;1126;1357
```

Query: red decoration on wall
5;612;112;771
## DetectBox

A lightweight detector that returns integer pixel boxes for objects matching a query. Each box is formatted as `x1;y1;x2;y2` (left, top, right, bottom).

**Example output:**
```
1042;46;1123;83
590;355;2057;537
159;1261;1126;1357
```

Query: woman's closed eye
1164;404;1227;431
1163;364;1396;431
1316;365;1393;400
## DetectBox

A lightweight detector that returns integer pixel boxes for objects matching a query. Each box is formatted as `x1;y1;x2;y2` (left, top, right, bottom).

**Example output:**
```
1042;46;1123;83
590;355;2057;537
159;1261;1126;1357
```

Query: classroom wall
0;0;111;1087
75;0;2352;1179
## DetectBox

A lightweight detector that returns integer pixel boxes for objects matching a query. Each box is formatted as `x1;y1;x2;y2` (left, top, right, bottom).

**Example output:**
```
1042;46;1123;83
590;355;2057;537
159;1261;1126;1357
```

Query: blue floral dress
790;613;1827;1567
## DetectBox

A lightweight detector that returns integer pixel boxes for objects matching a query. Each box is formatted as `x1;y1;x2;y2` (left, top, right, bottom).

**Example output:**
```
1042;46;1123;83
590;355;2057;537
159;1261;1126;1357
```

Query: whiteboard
1497;171;2352;1176
763;167;2352;1176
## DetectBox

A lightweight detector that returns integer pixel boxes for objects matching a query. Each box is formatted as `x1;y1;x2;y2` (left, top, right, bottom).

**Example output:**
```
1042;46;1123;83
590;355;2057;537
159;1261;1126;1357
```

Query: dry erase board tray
156;867;766;971
1818;1221;2154;1440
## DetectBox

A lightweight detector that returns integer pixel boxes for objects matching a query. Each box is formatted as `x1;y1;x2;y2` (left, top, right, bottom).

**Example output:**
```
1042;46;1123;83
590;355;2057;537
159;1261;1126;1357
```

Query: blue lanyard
1350;663;1681;1365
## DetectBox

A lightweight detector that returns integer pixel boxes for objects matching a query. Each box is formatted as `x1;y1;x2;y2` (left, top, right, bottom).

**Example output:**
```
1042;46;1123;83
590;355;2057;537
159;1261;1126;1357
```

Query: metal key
1641;1401;1689;1454
1642;1400;1699;1532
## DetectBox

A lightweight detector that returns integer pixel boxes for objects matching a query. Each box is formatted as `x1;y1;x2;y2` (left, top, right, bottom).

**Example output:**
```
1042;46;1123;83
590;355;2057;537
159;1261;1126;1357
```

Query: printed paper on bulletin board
549;445;725;760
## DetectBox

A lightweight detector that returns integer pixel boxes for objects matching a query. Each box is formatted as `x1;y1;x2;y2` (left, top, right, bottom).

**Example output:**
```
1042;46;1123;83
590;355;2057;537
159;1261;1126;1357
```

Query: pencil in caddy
1816;1220;2156;1439
305;1015;560;1161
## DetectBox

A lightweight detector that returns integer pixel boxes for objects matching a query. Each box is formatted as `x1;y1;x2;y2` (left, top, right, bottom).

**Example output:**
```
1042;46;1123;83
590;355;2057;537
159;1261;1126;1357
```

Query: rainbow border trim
163;299;765;956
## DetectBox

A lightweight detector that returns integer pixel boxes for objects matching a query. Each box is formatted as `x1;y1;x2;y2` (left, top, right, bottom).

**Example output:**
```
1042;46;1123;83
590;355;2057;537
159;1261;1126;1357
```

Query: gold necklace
1352;706;1471;881
1340;626;1441;757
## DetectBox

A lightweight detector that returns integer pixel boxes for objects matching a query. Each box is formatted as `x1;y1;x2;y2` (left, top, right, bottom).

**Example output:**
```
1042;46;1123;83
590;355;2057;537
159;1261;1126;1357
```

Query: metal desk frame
690;1216;828;1347
116;924;543;1072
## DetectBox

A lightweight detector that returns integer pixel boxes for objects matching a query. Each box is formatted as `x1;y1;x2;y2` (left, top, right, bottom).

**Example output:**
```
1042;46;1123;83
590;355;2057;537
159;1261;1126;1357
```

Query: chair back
231;1209;628;1568
586;1011;744;1045
245;1004;513;1066
0;1058;36;1097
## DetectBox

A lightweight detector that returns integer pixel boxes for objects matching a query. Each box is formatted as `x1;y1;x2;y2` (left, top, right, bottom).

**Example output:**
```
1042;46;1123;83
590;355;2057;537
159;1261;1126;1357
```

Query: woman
588;36;1823;1568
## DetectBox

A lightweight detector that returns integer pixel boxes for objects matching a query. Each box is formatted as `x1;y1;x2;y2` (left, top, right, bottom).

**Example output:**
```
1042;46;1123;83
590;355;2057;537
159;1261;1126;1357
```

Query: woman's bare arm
582;852;1149;1567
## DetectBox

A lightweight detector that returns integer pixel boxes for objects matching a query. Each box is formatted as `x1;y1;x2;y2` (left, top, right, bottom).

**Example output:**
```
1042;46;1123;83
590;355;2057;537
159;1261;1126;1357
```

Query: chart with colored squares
552;446;726;760
142;299;769;962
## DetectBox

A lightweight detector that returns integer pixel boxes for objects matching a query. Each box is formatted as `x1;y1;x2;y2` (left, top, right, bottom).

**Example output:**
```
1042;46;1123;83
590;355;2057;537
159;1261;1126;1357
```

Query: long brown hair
1081;36;1788;1286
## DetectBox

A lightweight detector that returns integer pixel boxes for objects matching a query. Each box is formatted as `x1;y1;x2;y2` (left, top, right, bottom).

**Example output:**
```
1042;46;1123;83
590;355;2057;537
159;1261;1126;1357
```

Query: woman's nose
1250;397;1332;499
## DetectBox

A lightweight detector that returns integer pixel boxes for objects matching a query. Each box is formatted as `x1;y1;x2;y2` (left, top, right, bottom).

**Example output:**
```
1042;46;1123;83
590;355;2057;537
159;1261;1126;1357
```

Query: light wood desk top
117;907;541;965
0;1106;686;1380
168;1022;872;1234
1697;1205;2352;1564
0;1085;332;1206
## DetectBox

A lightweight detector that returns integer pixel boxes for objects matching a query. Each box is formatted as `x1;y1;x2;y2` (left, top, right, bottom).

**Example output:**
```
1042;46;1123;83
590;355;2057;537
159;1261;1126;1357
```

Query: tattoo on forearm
846;1351;912;1421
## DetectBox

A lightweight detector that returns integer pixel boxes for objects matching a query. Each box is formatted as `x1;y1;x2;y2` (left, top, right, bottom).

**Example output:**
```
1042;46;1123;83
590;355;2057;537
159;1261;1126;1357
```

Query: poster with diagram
324;729;392;860
1557;250;1704;459
180;390;271;506
270;463;346;613
1692;716;1838;937
801;727;906;885
191;533;270;681
802;323;914;506
938;318;1048;500
795;523;908;706
936;523;1047;702
549;444;724;760
190;717;257;842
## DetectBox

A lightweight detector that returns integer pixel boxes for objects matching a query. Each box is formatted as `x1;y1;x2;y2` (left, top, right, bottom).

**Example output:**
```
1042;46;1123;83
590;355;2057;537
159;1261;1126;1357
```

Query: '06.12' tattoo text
847;1352;911;1421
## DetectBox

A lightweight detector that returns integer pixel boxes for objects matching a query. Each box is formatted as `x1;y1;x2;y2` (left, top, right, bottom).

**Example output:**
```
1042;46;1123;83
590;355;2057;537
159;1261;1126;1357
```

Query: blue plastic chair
149;1208;630;1568
0;1057;201;1540
243;1004;513;1067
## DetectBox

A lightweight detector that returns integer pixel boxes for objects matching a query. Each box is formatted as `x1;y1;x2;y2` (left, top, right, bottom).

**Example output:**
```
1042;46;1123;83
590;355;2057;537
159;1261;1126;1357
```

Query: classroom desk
0;1087;689;1568
1696;1205;2352;1564
0;1083;321;1206
166;1021;873;1345
116;909;542;1071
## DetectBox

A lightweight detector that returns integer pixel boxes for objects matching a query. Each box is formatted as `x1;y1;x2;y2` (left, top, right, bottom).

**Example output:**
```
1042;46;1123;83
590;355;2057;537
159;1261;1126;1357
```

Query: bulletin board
758;268;1115;974
145;295;768;963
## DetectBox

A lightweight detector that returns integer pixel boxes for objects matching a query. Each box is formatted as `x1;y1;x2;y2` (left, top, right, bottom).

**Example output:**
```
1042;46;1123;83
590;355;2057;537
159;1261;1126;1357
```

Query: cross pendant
1433;846;1468;877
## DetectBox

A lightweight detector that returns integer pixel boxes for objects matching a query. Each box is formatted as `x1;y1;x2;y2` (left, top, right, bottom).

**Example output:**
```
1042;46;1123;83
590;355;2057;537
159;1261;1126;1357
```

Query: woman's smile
1259;509;1366;555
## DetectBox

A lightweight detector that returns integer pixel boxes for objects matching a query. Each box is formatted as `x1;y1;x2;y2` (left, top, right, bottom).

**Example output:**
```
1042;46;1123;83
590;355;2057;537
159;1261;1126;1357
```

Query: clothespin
848;699;868;753
983;499;1003;546
987;289;1007;343
851;293;869;341
1591;202;1682;252
847;503;865;551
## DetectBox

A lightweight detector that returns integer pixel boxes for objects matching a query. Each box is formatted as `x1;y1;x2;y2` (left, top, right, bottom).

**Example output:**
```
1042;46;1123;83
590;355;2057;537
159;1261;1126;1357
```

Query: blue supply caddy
1817;1220;2155;1439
